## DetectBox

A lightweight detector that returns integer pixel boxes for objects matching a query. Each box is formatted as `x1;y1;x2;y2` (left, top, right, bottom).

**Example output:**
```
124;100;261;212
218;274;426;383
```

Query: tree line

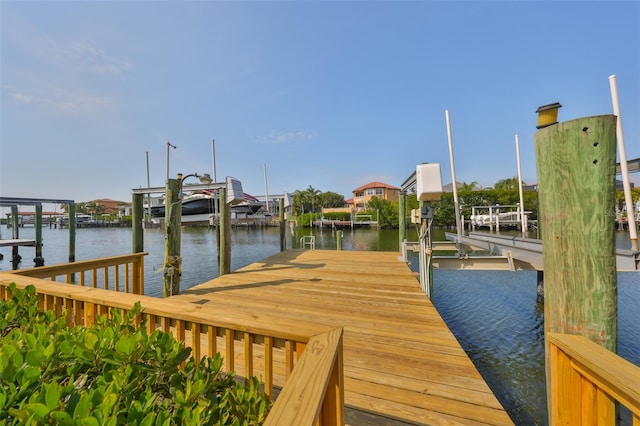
291;178;640;229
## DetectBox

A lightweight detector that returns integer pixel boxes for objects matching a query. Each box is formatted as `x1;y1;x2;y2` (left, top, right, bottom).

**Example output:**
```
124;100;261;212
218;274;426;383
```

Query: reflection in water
430;269;548;424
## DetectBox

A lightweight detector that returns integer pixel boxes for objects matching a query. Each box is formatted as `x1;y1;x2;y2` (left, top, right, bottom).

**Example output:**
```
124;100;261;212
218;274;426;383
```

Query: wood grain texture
549;333;639;423
265;327;344;426
1;249;512;425
180;250;512;425
535;115;618;351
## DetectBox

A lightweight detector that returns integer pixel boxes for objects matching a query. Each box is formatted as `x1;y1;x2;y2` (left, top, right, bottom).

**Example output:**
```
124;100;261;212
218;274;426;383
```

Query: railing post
321;333;344;426
132;255;144;295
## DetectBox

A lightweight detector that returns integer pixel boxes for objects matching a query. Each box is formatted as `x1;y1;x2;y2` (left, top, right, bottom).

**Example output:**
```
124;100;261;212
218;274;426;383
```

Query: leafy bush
0;284;271;425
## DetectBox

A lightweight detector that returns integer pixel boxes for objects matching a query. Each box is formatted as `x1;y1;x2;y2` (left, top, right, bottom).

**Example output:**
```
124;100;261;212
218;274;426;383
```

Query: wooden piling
536;270;544;304
279;198;285;252
163;178;181;297
132;193;144;253
398;191;406;251
219;188;231;275
535;115;618;422
34;204;44;266
10;206;20;269
68;203;76;263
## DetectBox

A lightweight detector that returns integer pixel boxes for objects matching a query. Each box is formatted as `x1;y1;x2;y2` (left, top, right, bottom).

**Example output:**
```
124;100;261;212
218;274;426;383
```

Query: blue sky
1;1;639;207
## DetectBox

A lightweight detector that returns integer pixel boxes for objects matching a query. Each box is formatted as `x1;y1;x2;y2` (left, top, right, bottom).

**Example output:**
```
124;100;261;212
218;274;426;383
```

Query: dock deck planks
175;250;513;425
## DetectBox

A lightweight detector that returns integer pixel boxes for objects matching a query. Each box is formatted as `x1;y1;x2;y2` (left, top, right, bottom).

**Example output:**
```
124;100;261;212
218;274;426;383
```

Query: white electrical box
226;177;245;205
415;163;443;201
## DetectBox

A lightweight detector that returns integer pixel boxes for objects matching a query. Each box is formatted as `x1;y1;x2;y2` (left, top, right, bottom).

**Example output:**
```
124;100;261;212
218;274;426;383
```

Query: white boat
150;191;263;218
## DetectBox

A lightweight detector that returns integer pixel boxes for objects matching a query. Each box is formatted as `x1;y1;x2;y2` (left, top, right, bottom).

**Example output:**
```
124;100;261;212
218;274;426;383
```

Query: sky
1;0;639;209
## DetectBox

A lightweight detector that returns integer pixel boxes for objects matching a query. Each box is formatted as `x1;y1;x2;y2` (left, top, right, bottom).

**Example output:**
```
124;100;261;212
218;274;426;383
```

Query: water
2;225;639;424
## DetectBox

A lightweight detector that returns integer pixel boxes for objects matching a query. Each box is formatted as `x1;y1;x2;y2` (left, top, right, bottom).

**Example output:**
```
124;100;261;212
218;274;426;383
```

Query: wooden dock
175;250;512;425
0;238;36;247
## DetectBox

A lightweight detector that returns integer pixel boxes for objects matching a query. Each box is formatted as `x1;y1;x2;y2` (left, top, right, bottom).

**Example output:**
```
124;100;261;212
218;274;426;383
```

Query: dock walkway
175;250;512;425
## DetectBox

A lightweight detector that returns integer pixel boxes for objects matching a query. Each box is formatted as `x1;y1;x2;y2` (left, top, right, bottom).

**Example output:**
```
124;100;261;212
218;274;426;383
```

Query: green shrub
0;284;271;425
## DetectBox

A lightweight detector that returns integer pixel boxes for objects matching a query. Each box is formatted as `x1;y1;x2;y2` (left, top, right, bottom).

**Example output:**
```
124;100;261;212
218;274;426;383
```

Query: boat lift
0;197;76;268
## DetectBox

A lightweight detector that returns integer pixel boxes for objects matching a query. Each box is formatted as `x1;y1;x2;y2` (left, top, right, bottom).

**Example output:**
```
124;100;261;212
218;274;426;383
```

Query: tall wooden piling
535;115;618;421
219;188;231;275
163;178;181;297
10;206;20;269
34;204;44;266
132;193;144;253
68;203;76;263
398;191;406;251
279;198;286;252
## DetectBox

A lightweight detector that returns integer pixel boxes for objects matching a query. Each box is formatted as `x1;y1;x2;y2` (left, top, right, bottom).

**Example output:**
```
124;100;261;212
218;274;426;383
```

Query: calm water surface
2;225;639;425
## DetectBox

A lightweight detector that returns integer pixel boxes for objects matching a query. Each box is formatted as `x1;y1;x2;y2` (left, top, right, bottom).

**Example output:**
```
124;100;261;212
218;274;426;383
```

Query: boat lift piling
609;74;638;251
132;176;243;296
445;110;463;253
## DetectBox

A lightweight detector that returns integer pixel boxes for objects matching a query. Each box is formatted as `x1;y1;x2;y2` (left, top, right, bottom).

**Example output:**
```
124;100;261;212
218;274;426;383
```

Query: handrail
10;253;146;295
548;332;640;425
0;274;344;423
265;327;344;426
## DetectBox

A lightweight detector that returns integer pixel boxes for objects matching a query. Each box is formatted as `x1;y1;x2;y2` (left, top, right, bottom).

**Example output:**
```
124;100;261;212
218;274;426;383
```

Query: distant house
88;198;126;215
349;181;400;210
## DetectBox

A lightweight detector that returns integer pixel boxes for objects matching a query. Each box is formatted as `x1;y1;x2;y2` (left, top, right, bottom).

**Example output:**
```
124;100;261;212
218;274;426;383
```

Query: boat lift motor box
415;163;443;201
226;177;245;205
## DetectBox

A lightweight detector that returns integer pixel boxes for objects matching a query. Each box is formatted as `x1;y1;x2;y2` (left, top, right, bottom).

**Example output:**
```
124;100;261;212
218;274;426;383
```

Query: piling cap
536;102;562;113
536;102;562;129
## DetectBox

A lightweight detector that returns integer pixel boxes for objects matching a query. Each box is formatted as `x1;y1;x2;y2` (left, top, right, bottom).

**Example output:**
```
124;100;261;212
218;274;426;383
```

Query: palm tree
493;177;521;191
292;191;306;216
459;181;479;192
303;186;321;213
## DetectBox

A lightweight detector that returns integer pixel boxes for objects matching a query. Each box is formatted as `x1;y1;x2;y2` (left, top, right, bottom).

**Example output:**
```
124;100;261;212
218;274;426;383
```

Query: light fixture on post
166;142;176;182
177;172;212;194
536;102;562;129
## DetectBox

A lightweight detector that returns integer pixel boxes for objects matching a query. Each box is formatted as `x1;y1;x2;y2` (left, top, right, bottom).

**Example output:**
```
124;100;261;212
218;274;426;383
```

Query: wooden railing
0;273;344;425
10;253;146;295
548;333;640;425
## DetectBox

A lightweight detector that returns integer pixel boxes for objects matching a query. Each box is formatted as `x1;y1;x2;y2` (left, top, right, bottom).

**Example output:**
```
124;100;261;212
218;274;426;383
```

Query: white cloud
91;62;131;77
258;131;317;145
7;85;114;114
2;7;130;116
11;93;35;104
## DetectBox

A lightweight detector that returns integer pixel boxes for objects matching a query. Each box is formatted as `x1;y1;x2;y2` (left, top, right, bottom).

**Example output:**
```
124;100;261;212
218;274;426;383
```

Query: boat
56;214;94;226
150;191;262;218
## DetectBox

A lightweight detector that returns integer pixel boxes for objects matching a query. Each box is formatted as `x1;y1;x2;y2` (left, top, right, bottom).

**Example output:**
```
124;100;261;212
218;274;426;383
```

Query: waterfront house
88;198;127;215
349;181;400;210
